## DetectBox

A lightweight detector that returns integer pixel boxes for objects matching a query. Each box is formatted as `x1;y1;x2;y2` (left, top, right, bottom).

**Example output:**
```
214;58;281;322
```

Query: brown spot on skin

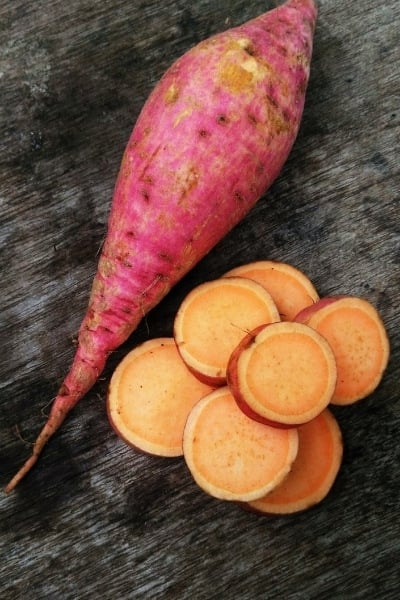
264;95;291;135
164;83;180;104
141;189;150;202
234;190;245;202
243;43;256;56
177;165;199;205
217;114;229;125
58;384;70;397
199;129;210;138
266;94;279;109
100;325;113;334
218;61;254;93
282;108;292;123
248;113;258;126
158;252;174;263
121;258;133;268
276;45;288;57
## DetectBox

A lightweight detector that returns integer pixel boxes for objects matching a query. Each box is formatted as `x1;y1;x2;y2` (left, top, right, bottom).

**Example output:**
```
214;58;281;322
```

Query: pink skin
6;0;317;492
295;296;346;324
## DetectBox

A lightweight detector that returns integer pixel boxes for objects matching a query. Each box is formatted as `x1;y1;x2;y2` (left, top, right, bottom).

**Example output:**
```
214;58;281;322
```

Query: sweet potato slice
174;277;280;386
183;387;299;502
246;408;343;514
227;321;337;426
296;296;390;405
224;260;319;321
107;338;214;456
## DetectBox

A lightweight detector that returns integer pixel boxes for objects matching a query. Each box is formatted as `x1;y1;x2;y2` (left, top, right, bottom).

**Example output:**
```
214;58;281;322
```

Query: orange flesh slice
174;277;280;383
247;408;343;514
183;387;298;501
306;298;390;404
224;261;319;321
235;322;337;425
108;338;214;456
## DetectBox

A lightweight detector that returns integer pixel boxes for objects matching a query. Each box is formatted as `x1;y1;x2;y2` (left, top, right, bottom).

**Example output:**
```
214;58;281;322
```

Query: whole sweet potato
6;0;317;492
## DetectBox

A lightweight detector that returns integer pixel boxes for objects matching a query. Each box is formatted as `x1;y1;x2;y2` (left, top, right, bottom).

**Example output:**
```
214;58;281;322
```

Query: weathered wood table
1;1;399;598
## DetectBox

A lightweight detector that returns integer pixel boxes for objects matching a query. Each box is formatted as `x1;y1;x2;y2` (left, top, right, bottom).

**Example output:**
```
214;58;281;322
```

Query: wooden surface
1;1;399;598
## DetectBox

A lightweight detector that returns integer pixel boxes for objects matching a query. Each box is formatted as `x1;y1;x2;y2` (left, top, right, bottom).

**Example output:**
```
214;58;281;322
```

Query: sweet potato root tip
223;260;319;321
246;408;343;514
295;296;390;405
7;0;317;489
174;277;280;385
183;387;299;502
107;338;214;457
5;406;68;493
228;321;337;426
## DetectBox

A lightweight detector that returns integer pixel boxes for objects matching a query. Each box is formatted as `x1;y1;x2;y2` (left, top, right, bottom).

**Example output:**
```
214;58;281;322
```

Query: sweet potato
183;387;299;501
174;277;280;385
107;338;215;456
295;296;390;405
223;260;319;321
227;321;337;426
246;408;343;514
6;0;317;492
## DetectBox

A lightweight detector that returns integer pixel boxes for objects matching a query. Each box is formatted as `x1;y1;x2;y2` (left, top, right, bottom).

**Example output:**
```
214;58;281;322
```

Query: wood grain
1;1;399;598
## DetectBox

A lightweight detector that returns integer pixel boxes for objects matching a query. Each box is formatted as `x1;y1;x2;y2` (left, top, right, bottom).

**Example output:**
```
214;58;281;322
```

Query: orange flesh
236;322;336;424
175;278;279;380
183;388;298;501
307;300;390;404
108;339;214;456
248;409;343;514
224;261;319;321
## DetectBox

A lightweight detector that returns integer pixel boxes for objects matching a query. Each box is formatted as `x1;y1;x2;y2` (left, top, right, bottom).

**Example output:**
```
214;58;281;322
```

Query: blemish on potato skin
234;190;245;202
218;61;254;93
164;82;180;104
98;255;116;278
142;175;153;185
243;43;256;56
177;165;200;205
158;252;174;263
217;114;229;125
120;306;132;314
100;325;113;334
247;113;258;126
276;44;288;57
58;384;70;397
141;189;150;202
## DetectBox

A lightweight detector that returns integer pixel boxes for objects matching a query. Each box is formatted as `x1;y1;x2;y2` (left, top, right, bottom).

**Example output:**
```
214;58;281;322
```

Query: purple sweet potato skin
6;0;317;492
